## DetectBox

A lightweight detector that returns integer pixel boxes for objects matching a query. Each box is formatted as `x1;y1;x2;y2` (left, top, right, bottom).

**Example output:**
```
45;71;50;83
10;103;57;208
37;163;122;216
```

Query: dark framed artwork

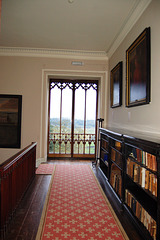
0;95;22;148
126;27;150;107
110;61;122;108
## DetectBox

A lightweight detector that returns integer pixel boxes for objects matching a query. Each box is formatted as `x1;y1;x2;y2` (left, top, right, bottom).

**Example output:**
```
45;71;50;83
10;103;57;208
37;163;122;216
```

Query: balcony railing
49;133;95;155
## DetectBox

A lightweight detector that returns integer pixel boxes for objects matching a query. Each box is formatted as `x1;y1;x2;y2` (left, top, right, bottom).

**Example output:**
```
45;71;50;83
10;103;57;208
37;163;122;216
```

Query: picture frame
110;61;122;108
126;27;150;107
0;94;22;148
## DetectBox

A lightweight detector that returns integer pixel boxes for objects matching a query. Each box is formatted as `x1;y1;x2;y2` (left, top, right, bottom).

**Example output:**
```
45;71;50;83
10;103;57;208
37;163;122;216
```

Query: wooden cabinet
99;128;160;240
109;135;123;200
100;133;109;178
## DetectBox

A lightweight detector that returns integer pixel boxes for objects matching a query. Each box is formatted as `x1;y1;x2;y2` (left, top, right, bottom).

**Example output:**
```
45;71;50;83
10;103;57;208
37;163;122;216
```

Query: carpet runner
36;164;55;175
36;165;129;240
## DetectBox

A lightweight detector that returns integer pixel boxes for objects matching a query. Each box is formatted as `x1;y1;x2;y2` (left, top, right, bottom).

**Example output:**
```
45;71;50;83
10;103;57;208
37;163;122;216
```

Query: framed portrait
110;61;122;108
126;27;150;107
0;94;22;148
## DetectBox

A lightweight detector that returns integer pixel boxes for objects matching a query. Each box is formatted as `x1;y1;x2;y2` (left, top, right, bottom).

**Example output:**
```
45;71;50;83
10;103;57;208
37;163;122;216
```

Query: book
142;151;146;165
141;167;146;188
133;163;139;183
152;176;157;197
145;170;149;190
149;173;153;192
136;148;142;163
151;155;157;171
136;201;142;220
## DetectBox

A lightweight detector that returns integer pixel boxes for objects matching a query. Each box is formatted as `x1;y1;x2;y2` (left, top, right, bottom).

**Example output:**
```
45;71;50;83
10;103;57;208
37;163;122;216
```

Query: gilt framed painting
0;94;22;148
110;61;122;108
126;27;150;107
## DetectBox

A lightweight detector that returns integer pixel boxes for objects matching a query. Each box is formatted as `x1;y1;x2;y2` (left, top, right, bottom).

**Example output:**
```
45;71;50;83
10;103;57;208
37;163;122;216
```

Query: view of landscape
49;118;95;155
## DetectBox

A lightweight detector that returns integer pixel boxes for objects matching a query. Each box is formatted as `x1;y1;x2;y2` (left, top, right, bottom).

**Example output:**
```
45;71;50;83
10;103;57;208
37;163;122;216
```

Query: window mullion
71;84;75;157
83;89;87;154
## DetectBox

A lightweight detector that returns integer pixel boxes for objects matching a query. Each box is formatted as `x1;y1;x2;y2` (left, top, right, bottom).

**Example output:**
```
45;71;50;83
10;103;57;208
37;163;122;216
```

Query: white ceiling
0;0;151;57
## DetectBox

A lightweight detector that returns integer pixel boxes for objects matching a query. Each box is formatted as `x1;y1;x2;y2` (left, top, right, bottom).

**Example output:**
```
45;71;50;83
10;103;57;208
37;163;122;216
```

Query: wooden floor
3;161;145;240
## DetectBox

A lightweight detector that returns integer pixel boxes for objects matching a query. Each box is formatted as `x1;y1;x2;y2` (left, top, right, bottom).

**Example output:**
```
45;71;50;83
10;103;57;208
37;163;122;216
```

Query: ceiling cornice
0;47;108;61
0;0;152;60
107;0;152;58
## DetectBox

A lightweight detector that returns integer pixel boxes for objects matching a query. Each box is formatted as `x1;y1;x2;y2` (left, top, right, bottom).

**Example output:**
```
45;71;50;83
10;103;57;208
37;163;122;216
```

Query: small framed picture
110;61;122;108
126;27;150;107
0;94;22;148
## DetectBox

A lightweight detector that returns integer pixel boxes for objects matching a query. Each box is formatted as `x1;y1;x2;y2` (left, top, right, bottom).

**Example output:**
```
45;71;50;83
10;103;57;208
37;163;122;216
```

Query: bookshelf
99;129;123;201
99;128;160;240
100;133;109;178
124;135;159;240
109;133;123;200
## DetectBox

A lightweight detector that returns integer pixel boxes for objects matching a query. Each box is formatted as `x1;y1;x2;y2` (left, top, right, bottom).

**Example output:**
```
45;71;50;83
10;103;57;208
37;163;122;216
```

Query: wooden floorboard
3;161;144;240
3;175;51;240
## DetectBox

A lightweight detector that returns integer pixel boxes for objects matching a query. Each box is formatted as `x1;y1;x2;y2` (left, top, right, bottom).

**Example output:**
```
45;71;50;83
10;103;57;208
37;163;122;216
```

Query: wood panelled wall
0;142;37;237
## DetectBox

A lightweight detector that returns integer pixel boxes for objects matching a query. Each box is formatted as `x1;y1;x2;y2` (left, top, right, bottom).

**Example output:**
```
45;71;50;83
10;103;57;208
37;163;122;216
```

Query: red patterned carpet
36;165;128;240
36;164;55;175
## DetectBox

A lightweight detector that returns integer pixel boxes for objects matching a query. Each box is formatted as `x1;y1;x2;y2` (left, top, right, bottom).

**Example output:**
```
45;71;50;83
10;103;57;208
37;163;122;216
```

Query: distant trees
49;118;95;154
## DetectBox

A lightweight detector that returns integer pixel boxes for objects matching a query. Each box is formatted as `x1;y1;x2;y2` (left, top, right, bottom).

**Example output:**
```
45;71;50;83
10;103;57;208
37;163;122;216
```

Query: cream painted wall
107;0;160;139
0;56;108;163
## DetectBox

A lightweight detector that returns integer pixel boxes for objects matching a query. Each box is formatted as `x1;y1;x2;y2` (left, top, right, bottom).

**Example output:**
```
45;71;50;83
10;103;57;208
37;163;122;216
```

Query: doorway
47;79;98;159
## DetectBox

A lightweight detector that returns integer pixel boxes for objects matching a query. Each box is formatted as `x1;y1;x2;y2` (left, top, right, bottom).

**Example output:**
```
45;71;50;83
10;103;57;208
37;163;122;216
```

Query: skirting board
36;158;46;168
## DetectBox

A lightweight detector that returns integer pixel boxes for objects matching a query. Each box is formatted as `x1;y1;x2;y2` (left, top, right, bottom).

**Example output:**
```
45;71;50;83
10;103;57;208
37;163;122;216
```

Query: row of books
128;148;157;171
110;165;122;198
127;158;157;197
102;139;121;151
111;149;122;168
125;189;156;240
101;139;108;150
114;140;121;151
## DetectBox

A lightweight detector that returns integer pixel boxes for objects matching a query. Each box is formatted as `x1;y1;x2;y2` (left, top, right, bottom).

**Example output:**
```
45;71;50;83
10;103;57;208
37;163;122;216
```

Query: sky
50;86;96;120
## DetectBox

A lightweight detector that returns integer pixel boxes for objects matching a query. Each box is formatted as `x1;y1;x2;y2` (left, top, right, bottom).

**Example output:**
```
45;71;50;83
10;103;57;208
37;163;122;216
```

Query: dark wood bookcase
99;132;109;178
99;128;160;240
